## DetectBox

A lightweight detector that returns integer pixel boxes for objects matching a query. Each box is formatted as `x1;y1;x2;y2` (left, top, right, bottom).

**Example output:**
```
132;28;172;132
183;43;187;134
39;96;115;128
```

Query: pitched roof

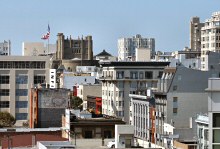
96;49;112;57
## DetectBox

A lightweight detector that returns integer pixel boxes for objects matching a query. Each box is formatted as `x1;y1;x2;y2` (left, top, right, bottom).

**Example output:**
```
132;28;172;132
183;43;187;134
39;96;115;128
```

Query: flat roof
100;61;170;67
0;127;61;132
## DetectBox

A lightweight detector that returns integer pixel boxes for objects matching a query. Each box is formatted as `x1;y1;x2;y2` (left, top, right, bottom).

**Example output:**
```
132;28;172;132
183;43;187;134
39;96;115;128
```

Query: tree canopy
0;111;15;127
70;96;83;109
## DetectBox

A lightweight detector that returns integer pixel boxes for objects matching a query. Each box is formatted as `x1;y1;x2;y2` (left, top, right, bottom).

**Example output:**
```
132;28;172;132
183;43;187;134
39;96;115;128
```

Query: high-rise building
0;56;50;126
99;61;169;123
0;40;11;55
201;12;220;70
190;17;204;51
118;34;155;61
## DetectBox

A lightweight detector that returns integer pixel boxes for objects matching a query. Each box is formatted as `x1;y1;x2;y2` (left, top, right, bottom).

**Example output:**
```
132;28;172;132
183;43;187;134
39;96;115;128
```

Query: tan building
190;17;204;52
0;56;50;126
52;33;98;72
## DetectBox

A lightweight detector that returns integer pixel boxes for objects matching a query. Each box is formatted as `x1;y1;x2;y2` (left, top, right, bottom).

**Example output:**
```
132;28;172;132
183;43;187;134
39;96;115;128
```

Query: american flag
41;24;50;40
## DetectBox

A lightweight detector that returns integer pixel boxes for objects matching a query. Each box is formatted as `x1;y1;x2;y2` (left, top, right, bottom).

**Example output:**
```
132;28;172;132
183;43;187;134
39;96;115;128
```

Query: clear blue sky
0;0;219;56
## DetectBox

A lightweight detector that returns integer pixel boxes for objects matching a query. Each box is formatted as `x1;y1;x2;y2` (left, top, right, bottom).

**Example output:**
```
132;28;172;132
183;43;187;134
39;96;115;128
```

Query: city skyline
0;0;219;56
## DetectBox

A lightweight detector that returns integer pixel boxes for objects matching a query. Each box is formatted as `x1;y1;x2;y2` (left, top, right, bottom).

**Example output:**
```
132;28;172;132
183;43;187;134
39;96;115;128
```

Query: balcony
99;76;113;80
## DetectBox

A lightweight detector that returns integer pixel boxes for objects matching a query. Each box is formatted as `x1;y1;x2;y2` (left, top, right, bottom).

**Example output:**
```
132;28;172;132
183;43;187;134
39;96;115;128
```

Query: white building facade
100;61;169;123
195;114;209;149
0;40;11;55
118;34;155;61
201;12;220;71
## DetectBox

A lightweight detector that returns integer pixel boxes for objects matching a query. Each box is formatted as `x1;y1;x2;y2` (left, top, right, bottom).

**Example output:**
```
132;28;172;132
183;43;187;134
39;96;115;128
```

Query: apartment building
190;17;204;52
206;78;220;149
195;114;209;149
0;40;11;55
201;11;220;70
0;56;50;125
99;61;169;123
118;34;155;61
154;66;219;146
129;94;156;144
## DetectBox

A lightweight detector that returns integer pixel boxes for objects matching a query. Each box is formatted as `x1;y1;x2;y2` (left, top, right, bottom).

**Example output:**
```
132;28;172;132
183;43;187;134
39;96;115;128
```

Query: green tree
0;111;15;127
70;96;83;109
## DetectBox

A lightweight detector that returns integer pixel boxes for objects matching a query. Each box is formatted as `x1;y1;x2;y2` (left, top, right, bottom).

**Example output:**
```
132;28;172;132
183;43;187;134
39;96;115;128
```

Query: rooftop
100;61;170;67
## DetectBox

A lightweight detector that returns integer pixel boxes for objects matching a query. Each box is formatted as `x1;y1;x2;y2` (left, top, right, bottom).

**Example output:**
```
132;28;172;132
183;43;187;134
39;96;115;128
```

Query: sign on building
50;69;56;88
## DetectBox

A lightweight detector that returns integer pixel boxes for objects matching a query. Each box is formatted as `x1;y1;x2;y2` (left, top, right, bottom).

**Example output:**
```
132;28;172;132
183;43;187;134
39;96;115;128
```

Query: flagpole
48;37;49;54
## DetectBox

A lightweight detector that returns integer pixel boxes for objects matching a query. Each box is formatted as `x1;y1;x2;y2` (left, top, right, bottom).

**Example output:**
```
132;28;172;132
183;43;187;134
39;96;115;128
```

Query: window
173;85;177;91
0;101;9;108
139;72;143;79
130;82;137;88
15;113;28;120
119;91;124;98
34;75;45;84
145;71;153;79
0;89;9;96
0;76;9;84
158;71;163;78
173;97;178;115
130;71;138;79
16;101;28;108
16;89;28;96
118;81;124;88
116;71;124;79
213;113;220;127
173;108;177;114
16;75;28;84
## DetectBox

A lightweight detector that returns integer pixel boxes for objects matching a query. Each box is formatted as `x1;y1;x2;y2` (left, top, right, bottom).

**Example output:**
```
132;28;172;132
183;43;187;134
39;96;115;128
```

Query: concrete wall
167;92;208;128
115;125;134;148
135;48;151;61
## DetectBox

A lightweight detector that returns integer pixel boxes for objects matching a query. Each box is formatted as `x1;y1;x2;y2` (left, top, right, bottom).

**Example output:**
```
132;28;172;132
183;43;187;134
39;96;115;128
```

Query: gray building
30;88;70;128
0;56;50;126
154;66;219;146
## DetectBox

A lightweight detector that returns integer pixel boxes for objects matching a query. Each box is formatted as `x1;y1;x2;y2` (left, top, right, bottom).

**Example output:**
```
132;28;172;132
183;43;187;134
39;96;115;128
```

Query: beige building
22;42;56;56
77;84;102;110
201;11;220;70
0;56;50;126
52;33;98;72
99;61;169;123
190;17;204;52
135;48;151;61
